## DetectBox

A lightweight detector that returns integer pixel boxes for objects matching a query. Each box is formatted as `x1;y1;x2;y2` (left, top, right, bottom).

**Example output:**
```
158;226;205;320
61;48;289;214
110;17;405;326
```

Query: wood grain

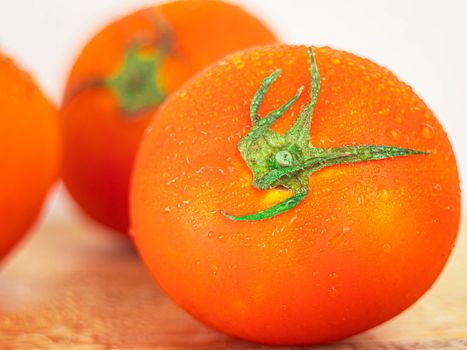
0;217;466;350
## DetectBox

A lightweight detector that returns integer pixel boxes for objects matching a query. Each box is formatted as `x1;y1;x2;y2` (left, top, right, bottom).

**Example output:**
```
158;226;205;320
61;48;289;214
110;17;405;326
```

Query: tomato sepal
105;12;172;114
222;47;429;221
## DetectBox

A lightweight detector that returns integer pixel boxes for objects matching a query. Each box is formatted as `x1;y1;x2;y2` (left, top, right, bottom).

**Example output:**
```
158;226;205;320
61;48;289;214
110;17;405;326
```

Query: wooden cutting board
0;216;466;350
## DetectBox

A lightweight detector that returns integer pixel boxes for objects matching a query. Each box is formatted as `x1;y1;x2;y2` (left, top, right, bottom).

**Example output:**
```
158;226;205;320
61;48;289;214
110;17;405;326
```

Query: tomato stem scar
222;47;429;221
105;12;172;114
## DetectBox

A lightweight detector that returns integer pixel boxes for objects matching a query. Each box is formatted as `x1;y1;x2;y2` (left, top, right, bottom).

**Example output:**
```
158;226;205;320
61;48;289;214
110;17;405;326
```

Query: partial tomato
0;53;61;260
131;45;460;344
61;0;277;233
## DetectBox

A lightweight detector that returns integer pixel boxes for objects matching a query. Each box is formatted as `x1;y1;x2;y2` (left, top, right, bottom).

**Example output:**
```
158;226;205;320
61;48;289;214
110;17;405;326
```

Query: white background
0;0;466;221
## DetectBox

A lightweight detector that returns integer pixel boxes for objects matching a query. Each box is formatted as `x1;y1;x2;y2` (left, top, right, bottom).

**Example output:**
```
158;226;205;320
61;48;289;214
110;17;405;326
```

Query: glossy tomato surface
131;45;460;344
0;53;61;260
61;0;277;233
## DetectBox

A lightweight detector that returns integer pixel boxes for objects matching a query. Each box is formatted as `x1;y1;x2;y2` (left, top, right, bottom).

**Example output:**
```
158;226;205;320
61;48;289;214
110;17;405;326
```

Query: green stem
222;192;307;221
253;146;428;190
238;76;303;159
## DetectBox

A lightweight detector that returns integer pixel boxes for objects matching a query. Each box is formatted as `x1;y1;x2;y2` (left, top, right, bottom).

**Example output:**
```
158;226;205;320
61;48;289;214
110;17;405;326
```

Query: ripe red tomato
131;45;460;344
0;53;61;260
61;0;277;233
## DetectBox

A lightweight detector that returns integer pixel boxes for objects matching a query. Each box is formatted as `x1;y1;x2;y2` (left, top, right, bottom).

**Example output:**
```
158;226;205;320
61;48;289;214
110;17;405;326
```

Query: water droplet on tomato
289;215;298;224
327;215;338;225
317;135;335;147
332;58;341;65
211;264;219;274
329;272;339;280
432;183;442;194
378;188;390;201
382;243;393;253
233;59;245;70
327;286;340;298
387;128;401;140
329;225;350;247
422;123;435;139
357;195;365;205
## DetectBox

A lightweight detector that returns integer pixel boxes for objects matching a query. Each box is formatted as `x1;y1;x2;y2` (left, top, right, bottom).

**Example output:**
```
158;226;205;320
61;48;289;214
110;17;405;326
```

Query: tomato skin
0;53;61;260
61;0;277;233
131;45;460;344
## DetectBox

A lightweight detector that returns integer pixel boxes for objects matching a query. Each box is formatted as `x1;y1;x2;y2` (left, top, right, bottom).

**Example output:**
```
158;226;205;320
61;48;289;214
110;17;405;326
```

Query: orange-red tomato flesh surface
131;44;460;345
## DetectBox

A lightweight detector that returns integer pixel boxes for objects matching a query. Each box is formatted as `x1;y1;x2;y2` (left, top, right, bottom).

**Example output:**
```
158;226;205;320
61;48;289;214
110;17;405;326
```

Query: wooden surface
0;217;466;350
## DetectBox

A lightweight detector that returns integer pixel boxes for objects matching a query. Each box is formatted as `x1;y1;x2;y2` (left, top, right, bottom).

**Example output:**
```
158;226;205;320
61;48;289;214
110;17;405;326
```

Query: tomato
0;53;61;260
61;0;277;233
131;45;460;344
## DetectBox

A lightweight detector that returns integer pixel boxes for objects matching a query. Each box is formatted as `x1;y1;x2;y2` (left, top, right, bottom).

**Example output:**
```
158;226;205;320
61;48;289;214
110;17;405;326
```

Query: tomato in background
0;53;61;260
61;0;277;233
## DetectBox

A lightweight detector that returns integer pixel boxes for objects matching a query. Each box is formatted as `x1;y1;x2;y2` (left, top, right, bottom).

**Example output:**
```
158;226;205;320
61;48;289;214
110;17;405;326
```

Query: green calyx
105;14;171;114
222;47;428;222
